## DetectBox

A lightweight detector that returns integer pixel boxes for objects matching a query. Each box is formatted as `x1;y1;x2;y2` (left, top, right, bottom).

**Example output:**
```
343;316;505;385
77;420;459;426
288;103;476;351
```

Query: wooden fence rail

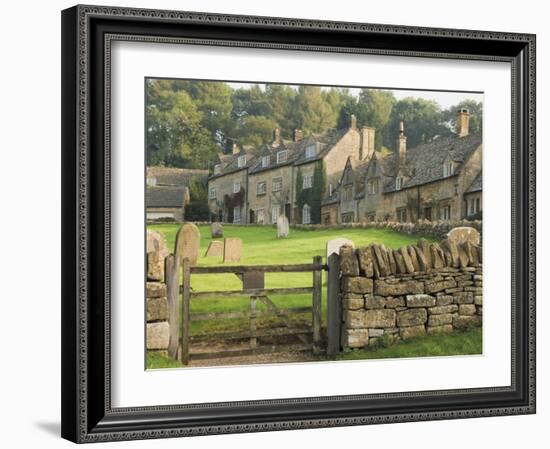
178;257;325;365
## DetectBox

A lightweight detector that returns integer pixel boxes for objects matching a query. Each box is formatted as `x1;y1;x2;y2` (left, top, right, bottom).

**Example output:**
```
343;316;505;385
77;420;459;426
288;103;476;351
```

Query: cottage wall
248;164;294;223
208;169;249;223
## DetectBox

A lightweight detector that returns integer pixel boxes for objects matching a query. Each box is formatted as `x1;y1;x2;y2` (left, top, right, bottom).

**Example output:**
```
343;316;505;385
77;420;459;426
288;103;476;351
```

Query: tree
384;97;450;150
337;89;396;149
146;79;218;168
234;115;278;149
294;86;338;134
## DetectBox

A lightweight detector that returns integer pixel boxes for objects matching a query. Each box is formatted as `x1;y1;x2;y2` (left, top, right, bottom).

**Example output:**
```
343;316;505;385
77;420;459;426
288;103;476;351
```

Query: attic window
276;150;288;164
261;155;270;168
305;144;316;159
214;164;222;175
443;161;454;177
237;155;247;168
395;177;403;191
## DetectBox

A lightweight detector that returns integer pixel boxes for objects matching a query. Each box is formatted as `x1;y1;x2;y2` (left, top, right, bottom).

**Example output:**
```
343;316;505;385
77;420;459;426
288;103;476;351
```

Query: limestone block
397;308;427;327
406;294;436;308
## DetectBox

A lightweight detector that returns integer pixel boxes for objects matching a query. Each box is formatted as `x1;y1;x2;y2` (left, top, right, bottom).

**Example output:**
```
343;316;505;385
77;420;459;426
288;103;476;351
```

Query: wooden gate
174;257;326;365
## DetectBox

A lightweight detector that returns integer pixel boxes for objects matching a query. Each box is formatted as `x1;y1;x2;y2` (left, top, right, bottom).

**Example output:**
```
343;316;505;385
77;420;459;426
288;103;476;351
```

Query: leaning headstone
205;240;224;257
174;223;201;266
223;237;243;263
326;238;354;259
211;222;223;238
447;226;481;246
276;214;289;238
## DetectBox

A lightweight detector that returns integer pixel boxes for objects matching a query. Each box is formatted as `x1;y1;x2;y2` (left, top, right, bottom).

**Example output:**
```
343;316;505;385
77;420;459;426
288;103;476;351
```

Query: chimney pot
293;129;303;142
457;109;470;137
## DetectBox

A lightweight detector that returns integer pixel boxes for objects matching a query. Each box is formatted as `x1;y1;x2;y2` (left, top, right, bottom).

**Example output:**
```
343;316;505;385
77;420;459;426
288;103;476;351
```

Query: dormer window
367;179;379;195
305;144;316;159
276;150;288;164
443;161;454;177
214;164;222;175
395;177;403;191
237;155;246;168
261;155;270;168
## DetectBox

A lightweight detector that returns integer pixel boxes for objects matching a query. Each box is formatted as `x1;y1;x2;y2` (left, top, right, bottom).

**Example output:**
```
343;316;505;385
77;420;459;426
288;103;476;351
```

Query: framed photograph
61;4;536;443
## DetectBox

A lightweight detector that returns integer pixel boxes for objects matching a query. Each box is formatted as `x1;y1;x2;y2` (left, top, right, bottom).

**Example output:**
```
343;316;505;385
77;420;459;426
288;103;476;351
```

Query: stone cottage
146;167;208;222
209;115;375;224
326;109;482;223
207;145;257;223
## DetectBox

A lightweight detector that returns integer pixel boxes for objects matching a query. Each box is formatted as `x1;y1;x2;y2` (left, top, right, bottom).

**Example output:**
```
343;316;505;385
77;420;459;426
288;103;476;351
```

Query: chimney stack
457;108;470;137
350;114;357;130
360;126;375;160
397;120;407;159
293;129;304;142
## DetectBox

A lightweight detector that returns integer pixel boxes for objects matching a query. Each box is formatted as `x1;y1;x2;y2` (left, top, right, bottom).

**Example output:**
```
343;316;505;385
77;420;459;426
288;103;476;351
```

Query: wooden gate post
165;254;179;359
312;256;323;354
326;253;341;357
180;258;191;365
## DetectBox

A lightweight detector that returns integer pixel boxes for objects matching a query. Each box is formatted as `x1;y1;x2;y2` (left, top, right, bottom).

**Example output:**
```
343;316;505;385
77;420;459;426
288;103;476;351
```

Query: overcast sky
226;82;482;110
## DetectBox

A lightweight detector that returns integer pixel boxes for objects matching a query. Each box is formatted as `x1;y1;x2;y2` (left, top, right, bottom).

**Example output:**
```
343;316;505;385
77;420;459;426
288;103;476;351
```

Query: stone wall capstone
339;235;482;349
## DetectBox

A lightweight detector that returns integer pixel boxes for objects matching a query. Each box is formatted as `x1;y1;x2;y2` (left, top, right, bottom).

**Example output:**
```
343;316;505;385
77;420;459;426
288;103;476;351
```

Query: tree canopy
146;79;483;169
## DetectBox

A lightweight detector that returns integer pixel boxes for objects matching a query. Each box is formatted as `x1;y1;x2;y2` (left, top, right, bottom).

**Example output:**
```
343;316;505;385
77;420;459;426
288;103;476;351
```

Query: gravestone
447;227;481;246
211;222;223;238
174;223;201;266
223;237;243;263
326;237;354;259
276;214;289;238
205;240;224;257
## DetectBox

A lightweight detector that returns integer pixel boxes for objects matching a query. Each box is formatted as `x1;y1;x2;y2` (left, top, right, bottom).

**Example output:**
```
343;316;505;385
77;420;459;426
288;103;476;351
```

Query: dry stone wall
339;238;482;348
294;219;482;240
146;230;170;352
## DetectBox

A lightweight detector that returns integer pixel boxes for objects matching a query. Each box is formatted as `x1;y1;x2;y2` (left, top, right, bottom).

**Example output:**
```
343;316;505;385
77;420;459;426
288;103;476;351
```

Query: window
272;177;282;192
208;187;217;199
233;206;241;223
328;183;333;197
214;164;222;175
257;181;266;195
443;161;454;177
395;177;403;191
305;144;316;159
397;208;407;223
423;207;433;221
256;209;265;224
276;150;288;164
261;155;270;168
366;213;376;222
468;198;481;215
441;205;451;220
271;205;281;224
233;180;241;193
302;204;311;224
237;155;246;168
342;185;353;201
342;212;354;223
367;179;379;195
303;174;313;189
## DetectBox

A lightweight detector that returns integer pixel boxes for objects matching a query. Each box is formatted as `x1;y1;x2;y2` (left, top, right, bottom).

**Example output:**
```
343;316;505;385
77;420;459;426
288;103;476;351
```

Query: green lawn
147;224;441;368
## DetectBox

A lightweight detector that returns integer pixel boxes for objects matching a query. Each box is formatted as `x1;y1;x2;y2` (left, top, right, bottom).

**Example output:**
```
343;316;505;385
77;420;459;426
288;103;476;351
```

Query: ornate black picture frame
61;4;536;443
